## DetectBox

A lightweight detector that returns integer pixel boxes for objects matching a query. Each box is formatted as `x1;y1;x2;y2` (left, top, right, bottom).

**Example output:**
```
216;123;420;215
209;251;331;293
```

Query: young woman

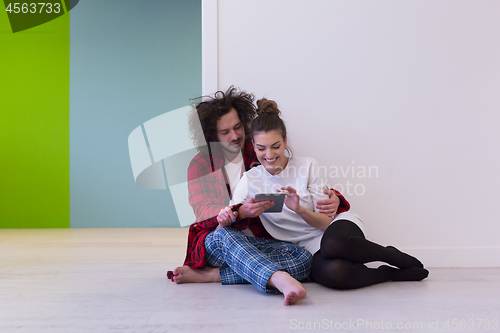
221;99;429;289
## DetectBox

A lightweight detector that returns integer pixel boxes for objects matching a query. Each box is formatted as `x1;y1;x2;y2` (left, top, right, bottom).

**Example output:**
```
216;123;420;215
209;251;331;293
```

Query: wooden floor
1;229;499;333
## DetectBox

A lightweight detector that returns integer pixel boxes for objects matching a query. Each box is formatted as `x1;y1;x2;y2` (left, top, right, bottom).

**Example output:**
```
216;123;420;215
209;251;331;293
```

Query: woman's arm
279;186;333;231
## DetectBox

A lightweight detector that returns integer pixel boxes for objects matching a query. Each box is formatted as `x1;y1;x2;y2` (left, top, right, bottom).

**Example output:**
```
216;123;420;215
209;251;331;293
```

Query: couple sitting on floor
167;87;428;306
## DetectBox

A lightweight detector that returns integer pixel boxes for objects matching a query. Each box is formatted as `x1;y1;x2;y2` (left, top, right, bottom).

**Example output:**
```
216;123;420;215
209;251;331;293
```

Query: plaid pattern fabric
183;141;272;269
205;227;313;293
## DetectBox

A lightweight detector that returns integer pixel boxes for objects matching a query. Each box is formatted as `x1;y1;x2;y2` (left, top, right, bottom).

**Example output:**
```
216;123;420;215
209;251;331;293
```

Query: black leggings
309;220;427;289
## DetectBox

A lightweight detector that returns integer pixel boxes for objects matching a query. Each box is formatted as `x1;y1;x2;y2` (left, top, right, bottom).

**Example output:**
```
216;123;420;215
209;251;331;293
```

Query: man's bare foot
172;266;221;284
267;271;307;306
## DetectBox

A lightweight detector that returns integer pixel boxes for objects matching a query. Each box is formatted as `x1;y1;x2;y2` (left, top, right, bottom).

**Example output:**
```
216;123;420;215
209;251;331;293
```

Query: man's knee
211;226;242;241
205;231;222;254
205;231;226;266
207;227;246;251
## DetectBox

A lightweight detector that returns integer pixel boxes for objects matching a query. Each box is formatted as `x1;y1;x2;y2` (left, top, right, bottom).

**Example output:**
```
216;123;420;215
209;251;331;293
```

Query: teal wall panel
70;0;201;227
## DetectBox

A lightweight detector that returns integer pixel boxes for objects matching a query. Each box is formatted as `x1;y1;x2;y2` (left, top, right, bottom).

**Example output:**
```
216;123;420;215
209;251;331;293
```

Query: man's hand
238;198;275;219
217;206;238;227
316;189;340;217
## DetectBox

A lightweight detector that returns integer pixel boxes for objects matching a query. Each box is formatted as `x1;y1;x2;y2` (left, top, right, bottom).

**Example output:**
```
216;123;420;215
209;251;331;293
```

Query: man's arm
188;155;253;231
187;157;227;230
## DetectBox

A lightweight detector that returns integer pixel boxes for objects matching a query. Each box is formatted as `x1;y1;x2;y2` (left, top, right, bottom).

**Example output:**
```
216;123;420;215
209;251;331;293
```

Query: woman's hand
279;187;332;231
279;186;301;213
217;206;238;227
316;188;340;217
237;198;274;219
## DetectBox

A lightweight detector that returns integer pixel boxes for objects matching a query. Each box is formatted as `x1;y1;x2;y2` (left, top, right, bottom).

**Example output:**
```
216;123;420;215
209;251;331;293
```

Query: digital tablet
255;192;286;213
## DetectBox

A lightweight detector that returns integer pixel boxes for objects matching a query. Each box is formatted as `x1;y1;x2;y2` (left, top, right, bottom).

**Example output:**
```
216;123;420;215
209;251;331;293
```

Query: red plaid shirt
182;140;351;269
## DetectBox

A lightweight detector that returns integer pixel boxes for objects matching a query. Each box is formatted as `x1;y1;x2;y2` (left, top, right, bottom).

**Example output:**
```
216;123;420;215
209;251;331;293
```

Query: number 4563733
5;3;61;14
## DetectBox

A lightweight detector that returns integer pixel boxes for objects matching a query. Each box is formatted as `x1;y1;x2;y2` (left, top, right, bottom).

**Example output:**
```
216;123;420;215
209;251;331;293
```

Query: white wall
216;0;500;267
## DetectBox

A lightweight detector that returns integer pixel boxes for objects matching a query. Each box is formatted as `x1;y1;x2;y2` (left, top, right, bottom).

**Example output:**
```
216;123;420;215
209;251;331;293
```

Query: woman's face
252;130;288;175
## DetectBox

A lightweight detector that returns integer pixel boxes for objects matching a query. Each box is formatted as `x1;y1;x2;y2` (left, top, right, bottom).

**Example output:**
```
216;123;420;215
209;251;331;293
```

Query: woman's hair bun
256;98;281;116
251;97;287;142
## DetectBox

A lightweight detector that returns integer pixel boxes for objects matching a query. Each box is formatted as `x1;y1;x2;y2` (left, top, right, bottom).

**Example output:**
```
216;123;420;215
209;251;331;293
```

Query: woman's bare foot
172;266;221;284
267;271;307;306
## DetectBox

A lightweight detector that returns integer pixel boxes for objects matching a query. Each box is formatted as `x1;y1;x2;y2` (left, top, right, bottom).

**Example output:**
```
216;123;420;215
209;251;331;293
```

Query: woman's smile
253;130;288;175
264;156;277;163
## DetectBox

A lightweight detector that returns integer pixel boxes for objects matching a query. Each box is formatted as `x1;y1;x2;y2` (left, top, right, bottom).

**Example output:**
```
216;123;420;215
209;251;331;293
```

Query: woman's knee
320;234;348;259
311;258;355;290
320;221;363;259
326;219;365;239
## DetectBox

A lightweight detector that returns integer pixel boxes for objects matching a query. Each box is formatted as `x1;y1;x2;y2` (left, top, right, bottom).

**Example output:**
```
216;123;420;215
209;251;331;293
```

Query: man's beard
220;138;243;155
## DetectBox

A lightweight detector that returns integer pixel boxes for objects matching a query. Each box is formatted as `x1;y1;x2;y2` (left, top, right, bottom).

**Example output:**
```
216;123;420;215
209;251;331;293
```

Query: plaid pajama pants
205;227;312;293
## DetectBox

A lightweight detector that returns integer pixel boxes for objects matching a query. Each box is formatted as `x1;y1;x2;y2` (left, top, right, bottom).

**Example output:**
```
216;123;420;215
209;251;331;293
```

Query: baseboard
397;247;500;268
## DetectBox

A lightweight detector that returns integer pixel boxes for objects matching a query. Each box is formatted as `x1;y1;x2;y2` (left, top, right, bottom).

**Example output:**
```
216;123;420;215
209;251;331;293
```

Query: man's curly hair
189;86;256;152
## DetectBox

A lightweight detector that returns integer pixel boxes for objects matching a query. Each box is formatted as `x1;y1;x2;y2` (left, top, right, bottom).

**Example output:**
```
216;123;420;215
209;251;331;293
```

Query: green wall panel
0;10;69;228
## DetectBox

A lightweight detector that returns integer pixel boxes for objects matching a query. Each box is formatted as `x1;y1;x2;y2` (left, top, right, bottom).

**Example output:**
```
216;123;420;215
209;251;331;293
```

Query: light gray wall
216;0;500;266
70;0;201;227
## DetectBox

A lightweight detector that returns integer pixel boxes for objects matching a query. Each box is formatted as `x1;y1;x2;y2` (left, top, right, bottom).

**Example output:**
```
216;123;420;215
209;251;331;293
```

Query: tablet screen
255;193;286;213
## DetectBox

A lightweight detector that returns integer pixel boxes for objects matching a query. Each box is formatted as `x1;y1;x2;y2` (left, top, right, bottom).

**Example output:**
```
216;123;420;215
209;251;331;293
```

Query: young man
168;87;349;305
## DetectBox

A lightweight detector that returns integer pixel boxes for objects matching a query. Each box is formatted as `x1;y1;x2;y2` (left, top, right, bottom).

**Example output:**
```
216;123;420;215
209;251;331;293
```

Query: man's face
216;108;245;153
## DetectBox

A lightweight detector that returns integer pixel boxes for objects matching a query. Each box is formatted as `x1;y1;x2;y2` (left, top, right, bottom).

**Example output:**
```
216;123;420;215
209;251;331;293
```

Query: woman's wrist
295;205;307;216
